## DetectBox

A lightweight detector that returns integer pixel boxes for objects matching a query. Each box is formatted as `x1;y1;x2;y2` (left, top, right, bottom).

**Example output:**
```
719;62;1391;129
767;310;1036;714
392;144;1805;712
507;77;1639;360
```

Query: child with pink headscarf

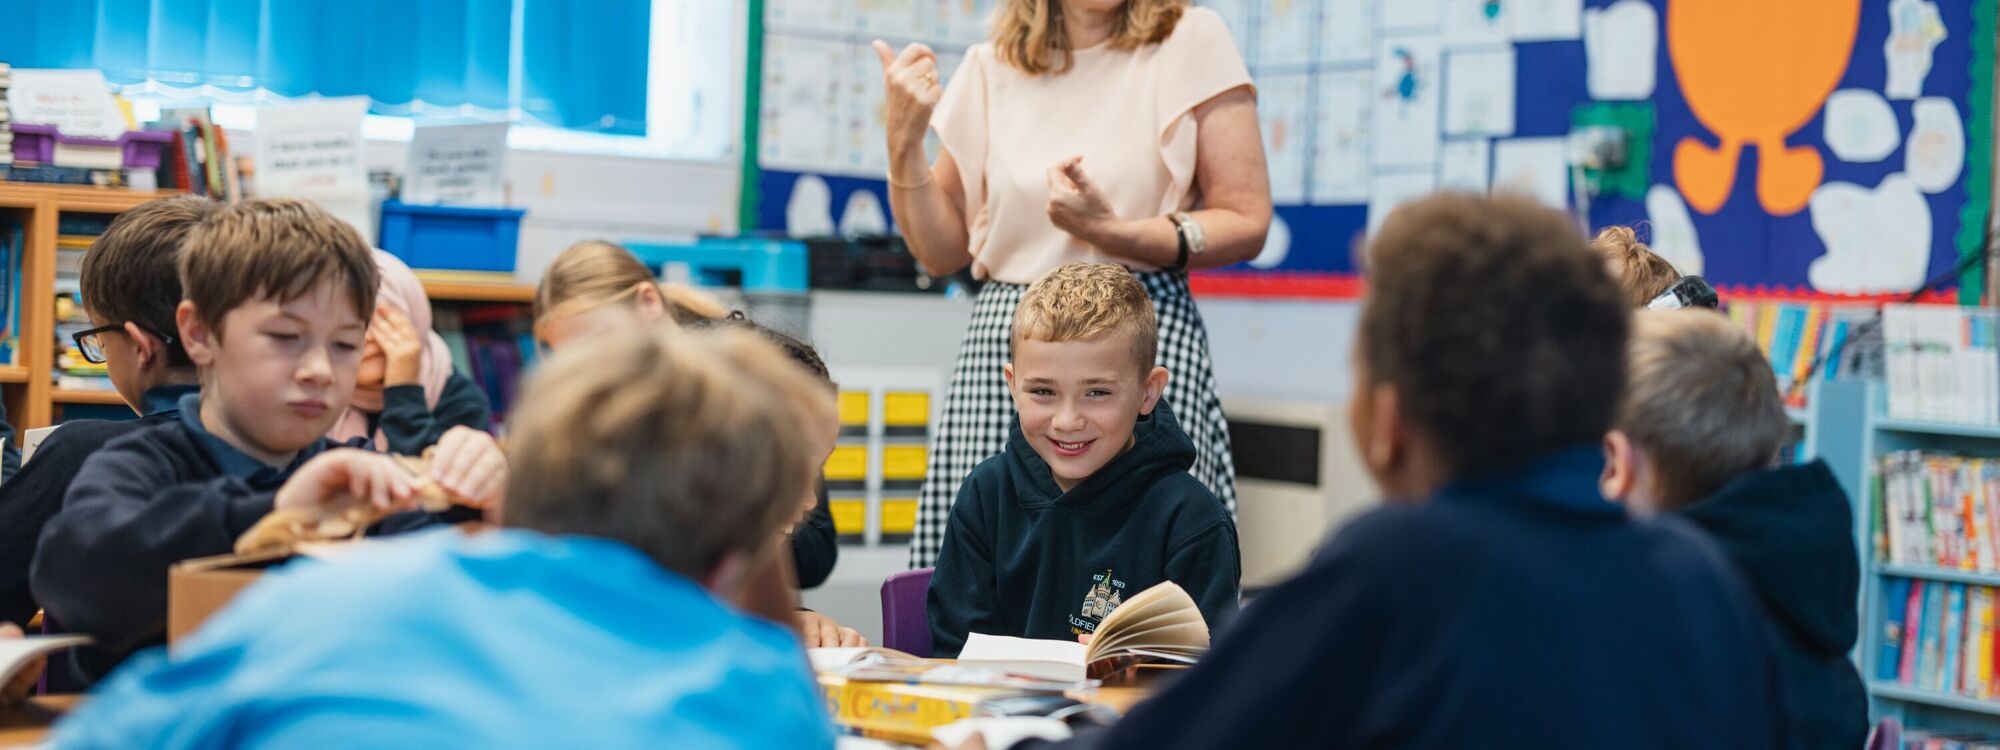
330;251;491;453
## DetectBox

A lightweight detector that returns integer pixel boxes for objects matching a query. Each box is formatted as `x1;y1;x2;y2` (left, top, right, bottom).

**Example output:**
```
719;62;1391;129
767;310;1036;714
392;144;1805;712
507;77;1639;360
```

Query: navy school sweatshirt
927;400;1240;657
363;372;491;455
32;394;444;675
1029;447;1790;750
1676;460;1867;750
0;384;198;626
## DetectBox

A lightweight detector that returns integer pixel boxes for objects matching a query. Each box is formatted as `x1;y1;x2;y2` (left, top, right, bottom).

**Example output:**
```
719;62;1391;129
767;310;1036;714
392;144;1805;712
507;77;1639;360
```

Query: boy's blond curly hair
1012;263;1157;374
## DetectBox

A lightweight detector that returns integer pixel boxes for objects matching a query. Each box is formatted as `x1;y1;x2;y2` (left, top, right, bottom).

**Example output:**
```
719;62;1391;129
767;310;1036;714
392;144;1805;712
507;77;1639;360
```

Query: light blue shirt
53;528;834;749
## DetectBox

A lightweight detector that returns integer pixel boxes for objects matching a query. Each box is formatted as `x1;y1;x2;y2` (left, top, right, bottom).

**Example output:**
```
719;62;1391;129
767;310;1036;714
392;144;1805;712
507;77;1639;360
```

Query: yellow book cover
1754;303;1779;358
1791;305;1827;387
1978;587;1996;698
819;674;1024;745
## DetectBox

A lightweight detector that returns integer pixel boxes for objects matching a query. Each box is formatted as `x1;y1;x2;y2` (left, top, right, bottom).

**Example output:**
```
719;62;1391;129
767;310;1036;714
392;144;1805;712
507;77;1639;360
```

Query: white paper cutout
1312;70;1374;204
1822;89;1901;163
839;189;890;236
1438;138;1492;192
1368;171;1439;236
1584;0;1657;100
1259;73;1314;205
1371;36;1443;168
1378;0;1444;30
1509;0;1582;41
1251;213;1293;269
1320;0;1376;62
786;175;838;237
1492;137;1570;210
1807;174;1932;294
1885;0;1947;99
1257;0;1318;67
1442;0;1509;46
1645;184;1705;276
1443;47;1516;137
760;36;844;173
1906;97;1966;193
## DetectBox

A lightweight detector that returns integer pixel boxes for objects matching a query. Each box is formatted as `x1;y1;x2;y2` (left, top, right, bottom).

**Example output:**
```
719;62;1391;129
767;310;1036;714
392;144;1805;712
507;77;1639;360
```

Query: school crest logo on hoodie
1070;569;1126;633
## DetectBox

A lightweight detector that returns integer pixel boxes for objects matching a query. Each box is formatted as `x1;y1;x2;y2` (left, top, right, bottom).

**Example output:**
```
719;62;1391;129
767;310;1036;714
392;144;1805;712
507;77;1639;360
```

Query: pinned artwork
1492;137;1570;210
1312;70;1374;204
1806;174;1932;294
1442;0;1509;46
1321;0;1376;62
1822;89;1901;163
1667;0;1860;215
1885;0;1948;99
1584;0;1658;100
1260;73;1315;205
839;189;890;236
1508;0;1582;41
1368;171;1439;237
1905;97;1965;193
1257;0;1317;67
1644;184;1705;276
1438;139;1492;193
786;175;838;237
1378;0;1445;31
1371;36;1444;168
1443;47;1516;137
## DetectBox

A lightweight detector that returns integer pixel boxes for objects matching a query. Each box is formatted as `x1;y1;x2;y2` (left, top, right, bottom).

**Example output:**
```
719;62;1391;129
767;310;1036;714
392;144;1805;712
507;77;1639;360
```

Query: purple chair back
880;568;935;657
1866;717;1900;750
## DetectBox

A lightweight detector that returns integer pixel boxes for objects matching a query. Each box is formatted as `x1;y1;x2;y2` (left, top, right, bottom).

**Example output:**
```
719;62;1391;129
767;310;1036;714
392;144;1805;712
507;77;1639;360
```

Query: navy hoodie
1676;460;1867;750
1029;447;1789;750
33;394;442;675
928;401;1239;657
0;385;197;626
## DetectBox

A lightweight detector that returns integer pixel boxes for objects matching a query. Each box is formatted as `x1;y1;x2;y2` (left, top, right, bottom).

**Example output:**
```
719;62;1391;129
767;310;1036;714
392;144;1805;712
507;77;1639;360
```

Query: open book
1;634;91;689
958;581;1209;684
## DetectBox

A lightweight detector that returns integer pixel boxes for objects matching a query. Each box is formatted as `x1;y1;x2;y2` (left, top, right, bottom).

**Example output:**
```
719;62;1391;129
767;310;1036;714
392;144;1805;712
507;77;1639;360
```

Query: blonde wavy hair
992;0;1187;76
1012;262;1157;373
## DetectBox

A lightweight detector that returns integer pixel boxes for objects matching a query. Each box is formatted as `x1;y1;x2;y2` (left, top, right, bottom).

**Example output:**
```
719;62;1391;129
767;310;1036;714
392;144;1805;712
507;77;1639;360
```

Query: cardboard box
166;549;294;644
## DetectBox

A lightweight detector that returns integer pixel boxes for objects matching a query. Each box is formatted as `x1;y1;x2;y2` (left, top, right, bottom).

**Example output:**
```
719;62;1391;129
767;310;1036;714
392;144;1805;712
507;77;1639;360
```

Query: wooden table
0;695;77;747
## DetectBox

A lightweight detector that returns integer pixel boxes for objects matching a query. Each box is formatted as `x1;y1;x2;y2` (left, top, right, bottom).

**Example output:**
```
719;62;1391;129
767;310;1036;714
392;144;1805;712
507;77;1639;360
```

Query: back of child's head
1618;309;1788;508
537;240;720;330
1363;192;1628;476
179;198;378;338
82;194;223;368
1591;225;1681;307
504;325;825;581
691;312;834;390
1012;262;1156;375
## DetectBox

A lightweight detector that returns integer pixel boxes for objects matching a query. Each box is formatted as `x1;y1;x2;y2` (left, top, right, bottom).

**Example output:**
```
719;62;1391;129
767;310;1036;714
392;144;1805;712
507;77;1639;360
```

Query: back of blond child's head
536;240;727;334
1617;309;1789;509
1012;262;1157;374
179;198;378;339
502;324;825;581
1591;226;1681;308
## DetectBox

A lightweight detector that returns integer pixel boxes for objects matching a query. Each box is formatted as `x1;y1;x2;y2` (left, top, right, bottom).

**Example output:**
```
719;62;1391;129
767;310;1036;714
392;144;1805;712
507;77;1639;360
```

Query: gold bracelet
887;170;935;190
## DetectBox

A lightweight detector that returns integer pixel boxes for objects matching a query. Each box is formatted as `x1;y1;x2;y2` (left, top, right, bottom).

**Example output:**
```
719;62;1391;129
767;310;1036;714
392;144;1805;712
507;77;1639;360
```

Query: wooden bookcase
0;183;540;429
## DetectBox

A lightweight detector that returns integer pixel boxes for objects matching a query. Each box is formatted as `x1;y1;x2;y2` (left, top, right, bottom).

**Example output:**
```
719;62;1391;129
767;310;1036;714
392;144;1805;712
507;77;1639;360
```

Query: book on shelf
1883;576;2000;701
1898;730;2000;749
1879;453;2000;570
5;163;128;187
432;305;537;429
1721;300;1872;410
1883;304;2000;425
954;581;1210;684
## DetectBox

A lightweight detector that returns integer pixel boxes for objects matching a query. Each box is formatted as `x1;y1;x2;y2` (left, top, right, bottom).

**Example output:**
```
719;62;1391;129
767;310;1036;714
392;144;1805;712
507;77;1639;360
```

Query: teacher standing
876;0;1271;568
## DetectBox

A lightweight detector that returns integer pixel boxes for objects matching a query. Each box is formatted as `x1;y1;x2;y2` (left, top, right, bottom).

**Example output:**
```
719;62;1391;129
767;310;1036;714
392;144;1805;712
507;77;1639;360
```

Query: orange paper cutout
1667;0;1862;215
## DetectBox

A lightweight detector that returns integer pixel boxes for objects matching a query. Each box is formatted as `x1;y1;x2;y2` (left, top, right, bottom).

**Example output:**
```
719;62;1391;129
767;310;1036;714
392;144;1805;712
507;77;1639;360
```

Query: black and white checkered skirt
907;270;1237;568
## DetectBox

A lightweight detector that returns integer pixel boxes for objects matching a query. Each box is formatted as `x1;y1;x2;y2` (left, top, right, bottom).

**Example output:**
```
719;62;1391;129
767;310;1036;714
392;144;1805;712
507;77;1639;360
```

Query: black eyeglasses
71;324;176;365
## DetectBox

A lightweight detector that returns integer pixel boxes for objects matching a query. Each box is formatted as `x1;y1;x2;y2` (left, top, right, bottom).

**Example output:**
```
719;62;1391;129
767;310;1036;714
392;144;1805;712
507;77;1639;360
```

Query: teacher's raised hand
872;40;942;160
1046;156;1122;246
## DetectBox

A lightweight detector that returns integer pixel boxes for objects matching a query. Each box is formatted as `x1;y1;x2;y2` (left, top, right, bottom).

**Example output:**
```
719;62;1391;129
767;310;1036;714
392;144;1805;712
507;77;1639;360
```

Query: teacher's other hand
1047;156;1123;243
873;40;942;158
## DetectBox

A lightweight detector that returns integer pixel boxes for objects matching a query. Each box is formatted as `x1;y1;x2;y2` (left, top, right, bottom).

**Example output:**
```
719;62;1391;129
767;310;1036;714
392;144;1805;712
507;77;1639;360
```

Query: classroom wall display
745;0;1993;300
1205;0;1993;300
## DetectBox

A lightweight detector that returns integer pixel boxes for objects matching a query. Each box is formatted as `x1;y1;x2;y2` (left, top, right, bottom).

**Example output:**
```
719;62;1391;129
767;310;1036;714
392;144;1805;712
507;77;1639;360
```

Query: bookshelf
0;183;182;428
1828;378;2000;732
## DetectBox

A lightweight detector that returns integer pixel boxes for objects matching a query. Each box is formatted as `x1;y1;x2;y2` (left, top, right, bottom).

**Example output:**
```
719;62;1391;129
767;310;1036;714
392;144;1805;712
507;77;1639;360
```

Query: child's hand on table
0;622;40;705
429;427;508;511
794;611;866;647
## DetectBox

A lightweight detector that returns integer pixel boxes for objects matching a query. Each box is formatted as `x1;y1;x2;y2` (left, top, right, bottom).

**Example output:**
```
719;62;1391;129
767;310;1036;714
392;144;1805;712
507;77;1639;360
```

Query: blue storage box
378;201;527;273
624;237;808;293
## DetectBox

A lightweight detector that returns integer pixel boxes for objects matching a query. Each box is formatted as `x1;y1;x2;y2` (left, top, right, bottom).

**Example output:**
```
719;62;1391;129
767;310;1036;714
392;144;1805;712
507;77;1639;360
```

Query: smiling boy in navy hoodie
32;198;506;678
1602;309;1865;750
927;262;1239;657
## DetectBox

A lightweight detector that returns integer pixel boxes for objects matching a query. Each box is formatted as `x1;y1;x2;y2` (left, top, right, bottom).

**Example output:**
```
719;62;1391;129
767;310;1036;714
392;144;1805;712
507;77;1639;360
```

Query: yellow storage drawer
881;498;919;535
829;499;866;536
881;445;927;481
838;391;870;427
824;445;868;482
883;391;930;427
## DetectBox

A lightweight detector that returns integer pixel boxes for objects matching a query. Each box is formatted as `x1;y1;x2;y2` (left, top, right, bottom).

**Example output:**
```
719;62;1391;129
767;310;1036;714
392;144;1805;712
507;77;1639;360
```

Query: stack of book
1899;730;2000;749
0;63;13;169
1883;304;2000;425
52;216;112;391
1722;301;1882;409
1876;452;2000;570
1880;577;2000;703
153;108;241;200
432;304;537;432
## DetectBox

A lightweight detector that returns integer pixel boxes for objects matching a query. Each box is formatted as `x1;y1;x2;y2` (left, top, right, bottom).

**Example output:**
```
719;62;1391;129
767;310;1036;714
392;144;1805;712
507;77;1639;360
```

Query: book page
959;633;1089;683
0;634;91;687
